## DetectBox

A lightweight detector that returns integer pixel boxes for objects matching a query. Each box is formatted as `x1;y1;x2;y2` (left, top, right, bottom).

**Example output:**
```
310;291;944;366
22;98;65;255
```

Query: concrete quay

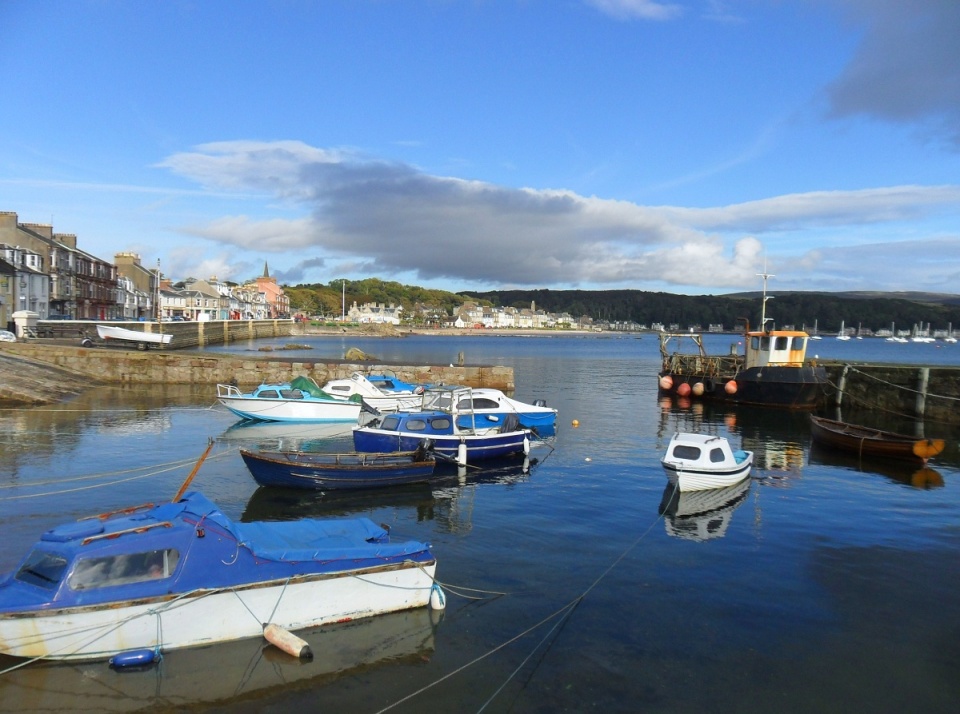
0;341;515;405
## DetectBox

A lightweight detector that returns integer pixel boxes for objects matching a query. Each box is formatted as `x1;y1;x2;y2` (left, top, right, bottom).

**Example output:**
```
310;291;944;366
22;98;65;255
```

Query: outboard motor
533;399;547;407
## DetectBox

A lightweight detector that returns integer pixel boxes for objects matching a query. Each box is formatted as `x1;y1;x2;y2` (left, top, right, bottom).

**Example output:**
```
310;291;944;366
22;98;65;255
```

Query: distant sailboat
836;320;851;341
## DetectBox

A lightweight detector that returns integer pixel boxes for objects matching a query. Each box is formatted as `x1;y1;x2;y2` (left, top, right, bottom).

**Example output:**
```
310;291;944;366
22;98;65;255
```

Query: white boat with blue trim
660;432;753;492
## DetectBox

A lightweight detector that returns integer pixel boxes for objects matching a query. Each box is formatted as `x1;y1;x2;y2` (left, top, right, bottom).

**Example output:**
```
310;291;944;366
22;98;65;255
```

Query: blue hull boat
352;386;532;465
0;491;438;661
240;447;437;490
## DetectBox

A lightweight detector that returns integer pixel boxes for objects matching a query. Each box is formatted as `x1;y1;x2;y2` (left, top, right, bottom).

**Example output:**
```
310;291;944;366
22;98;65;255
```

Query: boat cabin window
380;415;402;430
68;548;180;590
429;417;451;430
257;389;281;399
774;336;788;350
457;397;500;410
16;549;69;590
709;448;725;463
792;336;805;350
278;389;303;400
404;418;429;432
750;336;770;352
672;445;700;460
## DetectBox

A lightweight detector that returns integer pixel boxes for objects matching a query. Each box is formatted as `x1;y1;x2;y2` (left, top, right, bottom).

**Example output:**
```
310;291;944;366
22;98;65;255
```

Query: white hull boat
96;324;172;349
660;432;753;492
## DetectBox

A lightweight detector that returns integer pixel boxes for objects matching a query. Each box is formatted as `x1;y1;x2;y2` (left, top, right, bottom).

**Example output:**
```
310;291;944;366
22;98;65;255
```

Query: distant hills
286;279;960;334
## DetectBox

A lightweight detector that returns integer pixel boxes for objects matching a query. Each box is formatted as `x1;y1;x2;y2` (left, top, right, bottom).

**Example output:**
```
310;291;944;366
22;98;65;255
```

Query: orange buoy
724;380;738;394
571;419;580;428
658;375;673;390
692;382;704;396
676;382;691;397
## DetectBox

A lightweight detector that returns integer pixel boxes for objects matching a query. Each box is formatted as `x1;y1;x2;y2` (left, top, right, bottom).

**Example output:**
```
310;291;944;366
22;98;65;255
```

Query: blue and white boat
321;372;430;413
353;387;532;466
454;387;557;437
216;376;364;423
0;491;438;661
660;432;753;492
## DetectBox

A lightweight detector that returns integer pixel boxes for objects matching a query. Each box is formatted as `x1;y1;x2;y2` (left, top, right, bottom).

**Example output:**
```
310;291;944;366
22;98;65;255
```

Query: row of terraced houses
1;211;290;329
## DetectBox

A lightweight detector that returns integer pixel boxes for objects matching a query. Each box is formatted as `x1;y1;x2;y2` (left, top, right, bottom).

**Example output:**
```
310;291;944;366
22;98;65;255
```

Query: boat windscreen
16;549;69;589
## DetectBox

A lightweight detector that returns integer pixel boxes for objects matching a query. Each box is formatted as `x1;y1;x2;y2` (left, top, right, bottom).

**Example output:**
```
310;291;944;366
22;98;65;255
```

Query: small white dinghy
660;432;753;492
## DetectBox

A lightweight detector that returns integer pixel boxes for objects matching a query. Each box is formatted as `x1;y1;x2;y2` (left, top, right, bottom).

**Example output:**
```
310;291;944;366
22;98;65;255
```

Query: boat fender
724;380;738;395
109;648;161;670
523;436;530;455
430;583;447;610
456;442;468;467
658;375;673;390
692;382;705;396
703;378;715;393
263;623;313;660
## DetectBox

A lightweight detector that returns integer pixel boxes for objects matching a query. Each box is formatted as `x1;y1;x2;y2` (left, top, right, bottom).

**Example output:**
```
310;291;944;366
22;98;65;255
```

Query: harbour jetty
819;360;960;424
0;341;514;406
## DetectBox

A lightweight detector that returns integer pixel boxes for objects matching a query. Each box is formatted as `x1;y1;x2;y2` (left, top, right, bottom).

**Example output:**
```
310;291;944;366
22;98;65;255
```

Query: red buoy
725;380;738;394
676;382;691;397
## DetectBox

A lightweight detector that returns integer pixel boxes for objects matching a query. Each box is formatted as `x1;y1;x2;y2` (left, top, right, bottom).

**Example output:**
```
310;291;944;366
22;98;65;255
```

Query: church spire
262;261;270;278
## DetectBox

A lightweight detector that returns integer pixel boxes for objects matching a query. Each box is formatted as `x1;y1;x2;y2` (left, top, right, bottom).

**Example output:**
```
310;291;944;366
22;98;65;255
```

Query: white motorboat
660;432;753;492
96;324;173;349
216;376;363;423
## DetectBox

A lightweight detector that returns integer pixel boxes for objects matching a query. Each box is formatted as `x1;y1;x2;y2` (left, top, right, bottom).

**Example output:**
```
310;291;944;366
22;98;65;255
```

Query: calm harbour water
1;333;958;713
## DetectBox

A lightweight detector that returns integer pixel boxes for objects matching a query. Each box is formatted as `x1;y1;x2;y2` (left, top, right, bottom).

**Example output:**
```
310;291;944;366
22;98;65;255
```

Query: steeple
262;261;270;278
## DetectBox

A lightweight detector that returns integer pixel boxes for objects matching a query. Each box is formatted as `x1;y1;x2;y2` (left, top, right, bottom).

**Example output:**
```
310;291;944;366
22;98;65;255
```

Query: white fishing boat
96;324;172;350
660;433;753;492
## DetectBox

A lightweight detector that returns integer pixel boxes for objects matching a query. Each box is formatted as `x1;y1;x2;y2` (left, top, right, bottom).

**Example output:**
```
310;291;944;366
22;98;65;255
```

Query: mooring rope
374;479;682;714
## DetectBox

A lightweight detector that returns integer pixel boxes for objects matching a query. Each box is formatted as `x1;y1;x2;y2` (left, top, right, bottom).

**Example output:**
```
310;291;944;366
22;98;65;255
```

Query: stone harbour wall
0;342;515;394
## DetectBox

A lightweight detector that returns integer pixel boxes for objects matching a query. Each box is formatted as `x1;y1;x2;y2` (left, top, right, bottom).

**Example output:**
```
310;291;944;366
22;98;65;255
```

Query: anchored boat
657;272;828;409
0;491;438;661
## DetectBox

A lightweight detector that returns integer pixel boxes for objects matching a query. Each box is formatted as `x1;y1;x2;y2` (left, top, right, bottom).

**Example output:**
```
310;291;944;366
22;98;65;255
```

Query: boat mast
757;268;774;332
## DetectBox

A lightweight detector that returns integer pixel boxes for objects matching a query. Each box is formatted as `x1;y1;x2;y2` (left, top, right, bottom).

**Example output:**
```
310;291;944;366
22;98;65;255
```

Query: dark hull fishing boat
657;272;828;409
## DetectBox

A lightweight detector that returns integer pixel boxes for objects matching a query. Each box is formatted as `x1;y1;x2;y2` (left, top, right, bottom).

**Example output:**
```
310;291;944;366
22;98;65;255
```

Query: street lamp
341;280;345;322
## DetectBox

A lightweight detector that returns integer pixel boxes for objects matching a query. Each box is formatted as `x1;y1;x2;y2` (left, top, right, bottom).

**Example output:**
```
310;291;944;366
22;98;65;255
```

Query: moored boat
240;445;437;490
216;376;364;423
353;387;532;466
660;432;753;492
0;491;438;661
321;372;429;413
809;415;945;465
657;272;828;409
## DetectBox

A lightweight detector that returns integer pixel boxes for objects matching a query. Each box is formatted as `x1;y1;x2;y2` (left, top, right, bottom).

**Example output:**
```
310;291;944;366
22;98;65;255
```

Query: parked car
0;330;16;342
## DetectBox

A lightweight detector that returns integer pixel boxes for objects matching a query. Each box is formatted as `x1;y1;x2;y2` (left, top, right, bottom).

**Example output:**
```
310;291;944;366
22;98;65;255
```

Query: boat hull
217;396;362;423
96;324;172;346
240;449;437;490
659;365;827;409
809;415;945;464
352;428;530;462
0;561;435;661
661;461;753;492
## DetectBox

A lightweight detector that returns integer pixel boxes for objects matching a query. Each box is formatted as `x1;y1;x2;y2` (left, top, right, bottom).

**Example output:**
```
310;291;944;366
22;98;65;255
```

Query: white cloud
158;140;960;292
584;0;682;21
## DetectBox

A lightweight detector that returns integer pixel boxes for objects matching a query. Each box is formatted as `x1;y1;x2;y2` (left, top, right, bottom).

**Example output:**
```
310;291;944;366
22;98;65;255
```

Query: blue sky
2;0;958;295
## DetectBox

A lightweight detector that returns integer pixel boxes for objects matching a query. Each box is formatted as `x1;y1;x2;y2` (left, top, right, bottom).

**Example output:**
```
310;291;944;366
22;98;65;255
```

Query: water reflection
658;477;752;541
808;443;945;489
0;608;437;713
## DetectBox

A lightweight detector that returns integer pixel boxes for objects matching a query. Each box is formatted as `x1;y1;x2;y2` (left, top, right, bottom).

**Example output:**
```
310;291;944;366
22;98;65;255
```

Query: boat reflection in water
808;443;945;490
0;607;437;713
658;477;752;541
217;419;360;452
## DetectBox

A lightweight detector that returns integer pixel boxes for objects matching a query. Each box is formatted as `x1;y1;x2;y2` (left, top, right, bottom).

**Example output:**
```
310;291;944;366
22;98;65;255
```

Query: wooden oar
172;439;214;502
